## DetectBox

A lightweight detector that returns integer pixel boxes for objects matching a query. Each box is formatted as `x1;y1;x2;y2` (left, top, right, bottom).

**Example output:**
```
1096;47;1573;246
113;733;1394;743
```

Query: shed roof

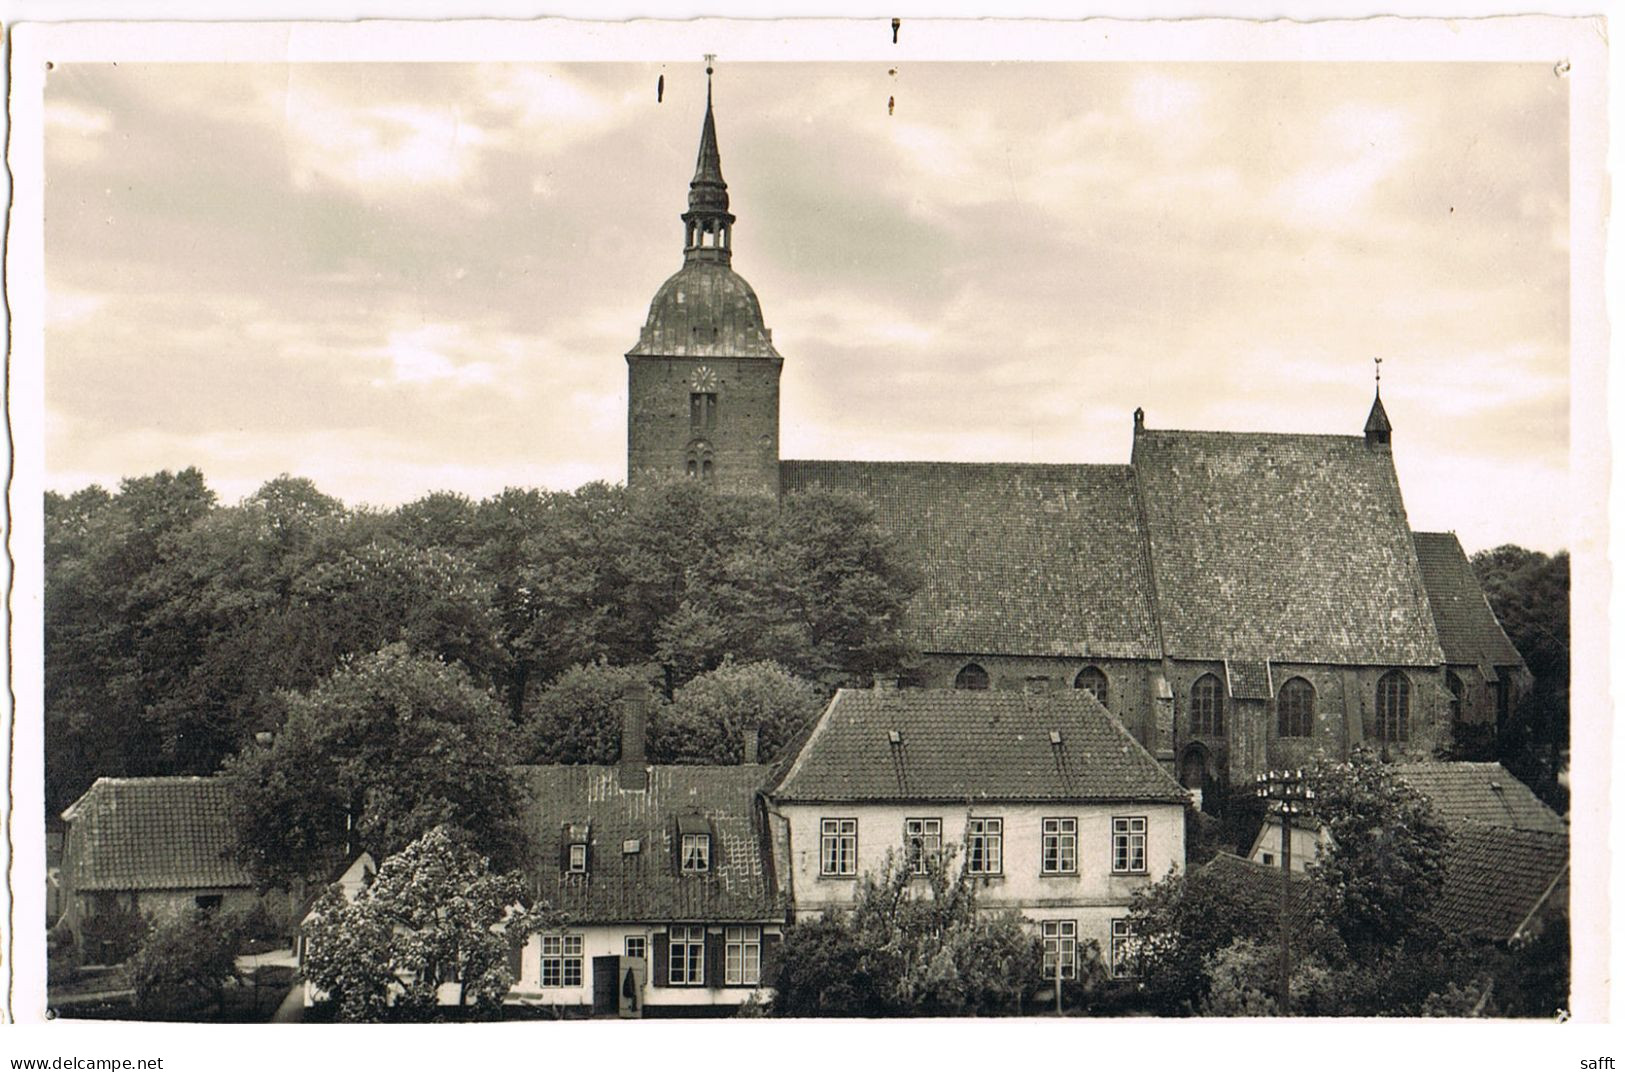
779;460;1161;659
773;688;1186;803
515;764;782;925
1131;429;1442;665
1411;531;1526;670
1430;822;1568;942
61;777;253;893
1393;761;1565;834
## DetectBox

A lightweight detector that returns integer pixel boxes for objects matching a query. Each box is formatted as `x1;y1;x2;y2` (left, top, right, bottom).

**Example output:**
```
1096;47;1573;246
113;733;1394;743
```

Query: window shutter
761;931;783;986
558;823;571;873
705;928;724;989
707;820;722;873
506;932;524;982
652;932;669;987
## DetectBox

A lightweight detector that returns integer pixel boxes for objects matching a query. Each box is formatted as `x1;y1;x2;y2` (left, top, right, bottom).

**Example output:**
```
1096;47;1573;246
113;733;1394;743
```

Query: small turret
1365;359;1391;448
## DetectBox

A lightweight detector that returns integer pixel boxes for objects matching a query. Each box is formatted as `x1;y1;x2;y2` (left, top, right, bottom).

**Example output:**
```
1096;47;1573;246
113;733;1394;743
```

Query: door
592;956;620;1015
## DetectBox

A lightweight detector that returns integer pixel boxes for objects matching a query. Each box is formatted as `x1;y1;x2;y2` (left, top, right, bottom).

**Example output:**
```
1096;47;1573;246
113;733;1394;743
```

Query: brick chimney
619;693;649;791
742;726;760;765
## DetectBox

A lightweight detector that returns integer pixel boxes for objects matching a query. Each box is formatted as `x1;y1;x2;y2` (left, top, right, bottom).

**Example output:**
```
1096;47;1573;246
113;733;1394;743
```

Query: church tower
626;71;783;495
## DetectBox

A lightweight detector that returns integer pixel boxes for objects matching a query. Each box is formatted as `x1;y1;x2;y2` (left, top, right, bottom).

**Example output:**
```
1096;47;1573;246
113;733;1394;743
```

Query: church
623;79;1529;801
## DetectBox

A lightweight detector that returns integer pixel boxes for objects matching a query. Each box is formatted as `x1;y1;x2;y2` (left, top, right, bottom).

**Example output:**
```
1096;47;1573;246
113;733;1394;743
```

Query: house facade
508;701;785;1015
768;687;1187;978
58;776;260;958
623;80;1530;803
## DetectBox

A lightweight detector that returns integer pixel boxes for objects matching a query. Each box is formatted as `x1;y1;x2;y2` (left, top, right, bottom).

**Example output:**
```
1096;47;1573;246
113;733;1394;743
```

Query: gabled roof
515;764;782;925
1411;531;1526;670
1131;429;1442;665
1393;761;1565;834
1430;822;1568;942
772;688;1187;803
779;460;1161;660
61;777;253;892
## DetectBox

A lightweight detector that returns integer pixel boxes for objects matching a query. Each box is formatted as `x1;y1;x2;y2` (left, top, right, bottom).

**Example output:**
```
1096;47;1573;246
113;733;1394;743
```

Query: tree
515;663;663;765
301;826;557;1022
128;909;242;1020
769;849;1042;1017
1303;747;1452;956
224;644;524;888
651;660;823;764
1471;544;1569;811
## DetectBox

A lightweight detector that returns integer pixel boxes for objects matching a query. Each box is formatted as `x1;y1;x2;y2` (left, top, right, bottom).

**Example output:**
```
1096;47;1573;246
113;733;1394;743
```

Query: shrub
79;907;151;966
128;910;243;1019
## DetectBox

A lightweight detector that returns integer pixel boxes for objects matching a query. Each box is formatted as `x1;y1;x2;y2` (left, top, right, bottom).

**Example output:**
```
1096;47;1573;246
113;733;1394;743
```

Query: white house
767;685;1188;980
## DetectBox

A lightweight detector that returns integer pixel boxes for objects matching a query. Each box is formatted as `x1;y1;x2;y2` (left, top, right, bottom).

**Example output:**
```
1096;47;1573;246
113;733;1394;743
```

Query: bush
128;910;243;1019
79;907;151;966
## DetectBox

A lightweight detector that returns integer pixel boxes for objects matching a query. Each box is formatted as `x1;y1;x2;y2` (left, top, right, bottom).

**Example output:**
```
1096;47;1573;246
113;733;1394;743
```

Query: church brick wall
627;355;782;497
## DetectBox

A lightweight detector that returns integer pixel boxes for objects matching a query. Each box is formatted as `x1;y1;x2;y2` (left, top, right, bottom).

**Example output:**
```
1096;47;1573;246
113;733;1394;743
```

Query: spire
1365;358;1391;447
681;59;735;265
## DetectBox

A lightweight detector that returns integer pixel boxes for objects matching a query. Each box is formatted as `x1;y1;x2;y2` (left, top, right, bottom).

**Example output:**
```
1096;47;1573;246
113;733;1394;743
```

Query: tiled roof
1225;659;1272;700
1412;532;1526;669
1199;852;1320;921
1393;762;1566;834
1131;430;1442;665
515;764;783;925
61;777;253;892
779;460;1161;659
1430;822;1568;941
772;688;1187;803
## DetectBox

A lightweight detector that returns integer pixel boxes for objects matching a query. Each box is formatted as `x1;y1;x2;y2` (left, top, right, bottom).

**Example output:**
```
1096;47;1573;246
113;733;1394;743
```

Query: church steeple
1365;359;1391;448
682;64;735;265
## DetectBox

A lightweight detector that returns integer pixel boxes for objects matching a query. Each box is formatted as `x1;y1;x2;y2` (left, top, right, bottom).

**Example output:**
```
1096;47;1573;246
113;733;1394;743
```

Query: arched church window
1074;666;1109;707
1277;677;1314;738
1376;671;1410;743
701;458;714;483
1445;671;1465;724
954;663;990;691
1191;674;1224;736
686;460;697;478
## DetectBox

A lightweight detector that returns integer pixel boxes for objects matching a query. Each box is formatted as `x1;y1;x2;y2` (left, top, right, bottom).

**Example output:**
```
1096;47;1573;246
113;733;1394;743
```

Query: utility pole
1255;769;1313;1016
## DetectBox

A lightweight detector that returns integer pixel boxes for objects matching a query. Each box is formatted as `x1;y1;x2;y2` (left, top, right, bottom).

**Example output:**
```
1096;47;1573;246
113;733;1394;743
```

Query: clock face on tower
690;365;718;392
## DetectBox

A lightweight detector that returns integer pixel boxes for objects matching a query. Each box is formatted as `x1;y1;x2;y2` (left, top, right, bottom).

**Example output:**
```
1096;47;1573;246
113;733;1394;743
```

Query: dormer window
681;833;711;873
562;822;590;874
568;843;588;874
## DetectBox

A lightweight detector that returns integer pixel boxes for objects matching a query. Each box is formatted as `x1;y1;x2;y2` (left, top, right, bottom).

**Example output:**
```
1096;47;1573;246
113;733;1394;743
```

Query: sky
42;61;1571;553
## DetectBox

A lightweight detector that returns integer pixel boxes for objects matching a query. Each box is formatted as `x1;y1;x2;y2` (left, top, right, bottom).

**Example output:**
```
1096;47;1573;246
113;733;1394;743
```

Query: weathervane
704;53;716;76
1374;357;1383;393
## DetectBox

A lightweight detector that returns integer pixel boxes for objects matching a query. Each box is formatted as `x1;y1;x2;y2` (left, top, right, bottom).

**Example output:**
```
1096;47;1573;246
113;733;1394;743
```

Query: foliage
128;909;243;1019
1471;545;1569;812
516;663;662;765
223;644;524;888
1303;748;1452;956
769;849;1042;1017
301;826;557;1022
78;907;152;966
651;660;824;764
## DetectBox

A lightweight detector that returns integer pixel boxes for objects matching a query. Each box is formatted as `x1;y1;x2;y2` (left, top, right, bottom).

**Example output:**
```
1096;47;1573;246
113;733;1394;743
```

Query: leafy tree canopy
302;826;558;1022
652;660;823;765
224;644;523;888
128;909;242;1020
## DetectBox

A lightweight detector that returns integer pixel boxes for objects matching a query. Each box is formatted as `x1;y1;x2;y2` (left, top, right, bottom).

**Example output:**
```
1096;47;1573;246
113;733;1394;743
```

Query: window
1074;666;1109;706
681;833;711;873
1111;919;1139;978
954;663;990;690
1041;817;1078;874
1376;671;1410;743
689;392;717;432
194;894;223;912
725;926;762;986
1445;671;1465;723
669;925;705;986
904;818;942;875
1260;852;1275;867
1191;674;1224;735
1112;816;1147;874
625;935;647;961
567;843;588;873
1277;677;1315;738
821;818;857;876
1041;920;1077;980
966;817;1003;875
540;934;584;988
